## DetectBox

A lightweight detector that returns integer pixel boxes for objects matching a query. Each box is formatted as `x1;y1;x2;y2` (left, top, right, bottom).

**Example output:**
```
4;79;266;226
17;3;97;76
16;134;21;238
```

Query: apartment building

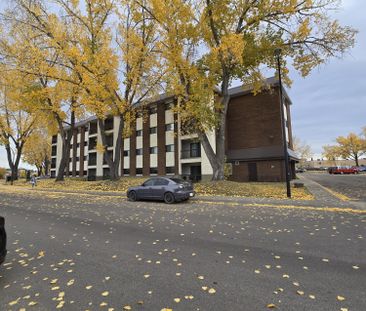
50;77;298;182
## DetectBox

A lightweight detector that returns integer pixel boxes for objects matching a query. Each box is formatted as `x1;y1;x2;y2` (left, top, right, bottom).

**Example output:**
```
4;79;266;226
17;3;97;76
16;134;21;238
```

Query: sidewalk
297;175;366;210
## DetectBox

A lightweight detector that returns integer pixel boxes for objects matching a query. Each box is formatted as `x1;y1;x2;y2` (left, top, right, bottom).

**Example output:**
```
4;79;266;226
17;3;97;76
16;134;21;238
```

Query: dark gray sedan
127;177;195;203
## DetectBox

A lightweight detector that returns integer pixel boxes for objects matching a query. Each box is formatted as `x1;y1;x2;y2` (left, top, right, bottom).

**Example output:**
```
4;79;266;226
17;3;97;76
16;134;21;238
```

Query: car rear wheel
128;191;137;202
164;192;175;204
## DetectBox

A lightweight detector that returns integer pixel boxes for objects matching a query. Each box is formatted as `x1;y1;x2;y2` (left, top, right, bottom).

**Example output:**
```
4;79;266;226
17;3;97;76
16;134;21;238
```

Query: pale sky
0;0;365;168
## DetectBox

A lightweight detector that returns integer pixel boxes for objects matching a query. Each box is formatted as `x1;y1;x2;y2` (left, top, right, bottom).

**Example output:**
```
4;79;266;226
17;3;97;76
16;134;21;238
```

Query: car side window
155;178;169;186
143;179;155;187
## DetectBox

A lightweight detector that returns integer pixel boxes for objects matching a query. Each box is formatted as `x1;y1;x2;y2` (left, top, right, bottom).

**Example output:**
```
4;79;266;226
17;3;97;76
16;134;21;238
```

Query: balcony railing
181;149;201;159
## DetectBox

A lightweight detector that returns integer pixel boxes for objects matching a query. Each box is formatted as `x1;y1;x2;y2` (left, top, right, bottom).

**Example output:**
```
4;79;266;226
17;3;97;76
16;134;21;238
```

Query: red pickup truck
328;167;358;174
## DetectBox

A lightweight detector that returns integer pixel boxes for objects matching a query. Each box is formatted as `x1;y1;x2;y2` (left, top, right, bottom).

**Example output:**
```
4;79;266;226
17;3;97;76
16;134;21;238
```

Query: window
51;158;56;169
136;168;143;175
51;145;57;156
123;169;130;175
123;150;130;157
76;157;80;162
89;121;97;134
155;178;169;186
150;127;157;134
149;106;157;114
136;148;143;156
89;137;97;150
52;135;57;144
190;142;201;158
150;146;158;154
150;167;158;175
166;166;175;174
106;133;113;147
165;102;174;110
103;151;113;164
166;144;174;152
136;111;143;118
84;141;88;147
165;123;174;131
105;117;114;131
136;130;143;137
143;179;155;186
83;155;88;161
77;143;80;148
88;153;97;166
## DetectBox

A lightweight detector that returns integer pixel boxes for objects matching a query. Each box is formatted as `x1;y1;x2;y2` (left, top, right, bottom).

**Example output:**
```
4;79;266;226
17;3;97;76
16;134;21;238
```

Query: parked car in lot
328;166;358;174
354;166;366;172
295;168;307;173
0;216;7;265
127;177;195;204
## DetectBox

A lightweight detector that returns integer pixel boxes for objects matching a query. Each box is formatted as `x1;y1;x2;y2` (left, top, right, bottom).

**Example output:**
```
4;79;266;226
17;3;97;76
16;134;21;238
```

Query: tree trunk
5;142;23;185
197;80;231;181
56;110;75;181
98;116;124;181
355;154;359;166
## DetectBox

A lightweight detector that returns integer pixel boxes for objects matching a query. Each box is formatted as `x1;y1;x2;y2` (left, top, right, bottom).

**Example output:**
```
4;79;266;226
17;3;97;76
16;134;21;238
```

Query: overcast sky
0;0;364;168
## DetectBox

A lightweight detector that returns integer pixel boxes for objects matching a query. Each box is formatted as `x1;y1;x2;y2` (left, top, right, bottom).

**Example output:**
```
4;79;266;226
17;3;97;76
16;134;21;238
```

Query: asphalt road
303;172;366;202
0;188;365;311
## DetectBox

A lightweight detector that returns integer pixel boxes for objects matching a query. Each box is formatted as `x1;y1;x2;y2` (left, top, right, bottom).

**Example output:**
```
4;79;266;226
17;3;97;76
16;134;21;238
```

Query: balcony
181;140;201;159
181;148;201;159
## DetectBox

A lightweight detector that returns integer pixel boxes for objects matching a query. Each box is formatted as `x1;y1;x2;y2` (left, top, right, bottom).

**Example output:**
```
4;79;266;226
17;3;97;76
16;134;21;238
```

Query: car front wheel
164;192;175;204
128;191;137;202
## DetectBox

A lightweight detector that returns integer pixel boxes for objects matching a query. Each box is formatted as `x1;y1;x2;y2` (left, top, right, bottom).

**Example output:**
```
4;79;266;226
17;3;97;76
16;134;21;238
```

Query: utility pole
275;48;291;198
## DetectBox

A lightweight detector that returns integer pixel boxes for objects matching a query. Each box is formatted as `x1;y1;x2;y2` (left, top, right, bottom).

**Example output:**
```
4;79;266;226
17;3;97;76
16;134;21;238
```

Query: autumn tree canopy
140;0;357;180
0;0;357;181
323;132;366;166
23;129;51;176
0;68;40;182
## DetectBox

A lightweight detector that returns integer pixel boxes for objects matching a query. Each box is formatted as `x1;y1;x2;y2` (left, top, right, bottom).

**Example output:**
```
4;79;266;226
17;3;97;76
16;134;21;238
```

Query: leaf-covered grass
12;177;314;200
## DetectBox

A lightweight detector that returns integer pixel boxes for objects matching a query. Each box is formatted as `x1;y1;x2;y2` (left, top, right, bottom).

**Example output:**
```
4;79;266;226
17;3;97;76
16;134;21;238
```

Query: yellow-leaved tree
0;67;40;182
23;129;52;176
3;0;163;180
142;0;357;180
0;1;85;181
323;132;366;166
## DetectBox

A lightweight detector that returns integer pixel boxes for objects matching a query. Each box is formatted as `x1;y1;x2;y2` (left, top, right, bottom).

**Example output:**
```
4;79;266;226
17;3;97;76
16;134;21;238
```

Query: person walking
30;175;37;189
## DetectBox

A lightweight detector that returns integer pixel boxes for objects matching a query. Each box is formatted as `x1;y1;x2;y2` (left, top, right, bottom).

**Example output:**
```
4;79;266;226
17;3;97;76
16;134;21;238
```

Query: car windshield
169;178;186;184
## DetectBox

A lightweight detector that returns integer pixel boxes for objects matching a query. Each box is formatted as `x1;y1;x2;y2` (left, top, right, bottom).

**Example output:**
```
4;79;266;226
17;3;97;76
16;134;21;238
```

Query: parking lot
302;171;366;202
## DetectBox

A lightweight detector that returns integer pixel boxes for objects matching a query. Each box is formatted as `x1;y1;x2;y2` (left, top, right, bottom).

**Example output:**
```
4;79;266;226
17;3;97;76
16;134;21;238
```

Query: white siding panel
150;134;157;147
136;137;143;149
124;138;130;150
166;152;175;166
165;110;174;124
150;114;157;127
136;117;143;130
136;155;143;168
150;154;158;167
